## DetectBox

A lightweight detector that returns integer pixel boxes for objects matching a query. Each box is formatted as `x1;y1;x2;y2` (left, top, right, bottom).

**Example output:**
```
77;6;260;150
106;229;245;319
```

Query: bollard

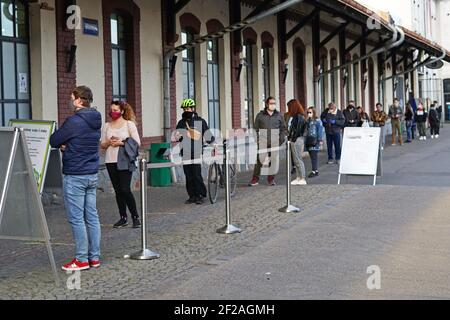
278;140;301;213
129;158;160;260
217;140;241;234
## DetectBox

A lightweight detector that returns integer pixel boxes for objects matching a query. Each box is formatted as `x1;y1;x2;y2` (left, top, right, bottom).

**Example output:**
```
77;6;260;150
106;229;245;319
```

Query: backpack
305;121;318;148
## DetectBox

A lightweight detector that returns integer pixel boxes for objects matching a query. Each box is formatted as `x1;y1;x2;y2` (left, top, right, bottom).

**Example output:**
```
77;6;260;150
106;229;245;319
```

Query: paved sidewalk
0;126;447;299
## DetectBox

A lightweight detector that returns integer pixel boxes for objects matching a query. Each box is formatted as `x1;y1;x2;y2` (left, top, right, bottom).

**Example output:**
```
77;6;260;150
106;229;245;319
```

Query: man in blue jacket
320;102;346;165
50;86;102;271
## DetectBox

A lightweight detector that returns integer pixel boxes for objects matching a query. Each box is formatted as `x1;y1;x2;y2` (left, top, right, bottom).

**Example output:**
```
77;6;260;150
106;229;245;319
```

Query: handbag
185;122;202;141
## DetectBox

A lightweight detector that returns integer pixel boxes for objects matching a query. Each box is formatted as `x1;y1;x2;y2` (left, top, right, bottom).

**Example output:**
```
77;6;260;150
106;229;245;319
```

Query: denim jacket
306;119;324;152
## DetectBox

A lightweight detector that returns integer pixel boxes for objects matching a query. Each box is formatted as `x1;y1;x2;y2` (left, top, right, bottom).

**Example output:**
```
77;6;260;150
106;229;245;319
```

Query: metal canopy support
245;0;273;20
172;0;304;54
286;7;319;41
382;48;446;82
345;29;375;54
320;22;349;48
316;25;405;81
174;0;192;14
312;11;321;110
163;0;305;141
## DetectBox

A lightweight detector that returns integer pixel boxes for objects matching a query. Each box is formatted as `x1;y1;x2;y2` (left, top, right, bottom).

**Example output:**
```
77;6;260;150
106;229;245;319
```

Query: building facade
1;0;449;146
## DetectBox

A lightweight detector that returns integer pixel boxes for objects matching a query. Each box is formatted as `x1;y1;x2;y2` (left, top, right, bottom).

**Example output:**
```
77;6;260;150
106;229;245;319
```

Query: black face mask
182;111;195;119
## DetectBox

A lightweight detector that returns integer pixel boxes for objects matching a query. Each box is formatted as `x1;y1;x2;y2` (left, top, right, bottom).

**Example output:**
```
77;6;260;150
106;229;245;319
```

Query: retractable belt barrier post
128;158;160;260
217;140;241;234
278;140;301;213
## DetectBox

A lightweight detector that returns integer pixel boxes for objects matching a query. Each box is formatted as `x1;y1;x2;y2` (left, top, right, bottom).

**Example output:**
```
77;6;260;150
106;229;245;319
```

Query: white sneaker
291;179;301;186
419;136;423;141
436;135;439;139
298;179;307;185
431;135;435;139
424;136;427;141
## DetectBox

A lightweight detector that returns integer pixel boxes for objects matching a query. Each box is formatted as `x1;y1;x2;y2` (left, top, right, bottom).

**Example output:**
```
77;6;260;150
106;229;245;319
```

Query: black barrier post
217;139;241;234
279;140;301;213
129;158;160;260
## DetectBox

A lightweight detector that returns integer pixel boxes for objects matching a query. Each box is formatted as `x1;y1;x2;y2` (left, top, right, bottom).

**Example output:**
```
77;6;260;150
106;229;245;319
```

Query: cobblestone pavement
1;128;448;299
0;181;366;299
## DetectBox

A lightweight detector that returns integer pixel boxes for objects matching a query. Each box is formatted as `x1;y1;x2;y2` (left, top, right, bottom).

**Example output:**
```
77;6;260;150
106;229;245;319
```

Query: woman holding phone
101;101;141;228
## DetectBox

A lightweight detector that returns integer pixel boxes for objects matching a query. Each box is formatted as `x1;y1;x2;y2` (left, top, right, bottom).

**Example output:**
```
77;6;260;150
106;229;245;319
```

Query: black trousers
430;122;440;135
106;163;139;219
183;164;207;199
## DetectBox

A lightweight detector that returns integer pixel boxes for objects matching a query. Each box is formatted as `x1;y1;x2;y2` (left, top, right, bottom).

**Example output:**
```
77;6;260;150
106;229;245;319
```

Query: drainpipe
163;52;172;143
382;47;446;82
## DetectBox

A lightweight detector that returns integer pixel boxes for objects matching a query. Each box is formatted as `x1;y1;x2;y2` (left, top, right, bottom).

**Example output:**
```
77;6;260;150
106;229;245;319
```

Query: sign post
338;127;381;186
0;128;59;285
9;120;56;195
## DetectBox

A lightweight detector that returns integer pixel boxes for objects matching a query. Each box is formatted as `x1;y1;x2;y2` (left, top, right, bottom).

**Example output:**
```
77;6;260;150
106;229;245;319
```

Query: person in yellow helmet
174;99;214;205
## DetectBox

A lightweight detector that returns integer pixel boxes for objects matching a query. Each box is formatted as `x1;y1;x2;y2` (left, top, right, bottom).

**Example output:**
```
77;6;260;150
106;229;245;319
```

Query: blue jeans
326;132;342;161
406;120;413;141
63;174;101;263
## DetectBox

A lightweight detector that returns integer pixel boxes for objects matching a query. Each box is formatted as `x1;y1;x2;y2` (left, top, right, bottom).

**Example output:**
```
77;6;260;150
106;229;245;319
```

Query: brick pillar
55;0;77;125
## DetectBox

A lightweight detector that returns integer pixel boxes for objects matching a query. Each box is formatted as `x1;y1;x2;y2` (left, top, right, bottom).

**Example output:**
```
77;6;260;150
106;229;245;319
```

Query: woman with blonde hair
101;100;141;228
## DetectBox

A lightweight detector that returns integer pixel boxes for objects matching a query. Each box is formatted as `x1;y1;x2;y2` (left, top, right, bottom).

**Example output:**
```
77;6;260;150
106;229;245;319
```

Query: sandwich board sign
9;119;56;195
338;127;381;186
0;127;59;285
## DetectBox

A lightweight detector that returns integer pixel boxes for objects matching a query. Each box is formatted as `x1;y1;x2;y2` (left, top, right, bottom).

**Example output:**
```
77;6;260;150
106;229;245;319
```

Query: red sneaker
62;259;90;271
89;260;101;268
248;176;259;187
267;176;276;186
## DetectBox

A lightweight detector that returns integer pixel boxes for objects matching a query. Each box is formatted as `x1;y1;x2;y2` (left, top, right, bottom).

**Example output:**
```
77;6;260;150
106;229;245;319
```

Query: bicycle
207;142;237;204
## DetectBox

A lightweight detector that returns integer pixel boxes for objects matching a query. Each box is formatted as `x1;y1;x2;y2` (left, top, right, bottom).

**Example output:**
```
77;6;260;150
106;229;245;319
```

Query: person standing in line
356;106;370;127
174;99;214;205
101;100;141;229
429;103;440;139
50;86;102;271
388;98;404;146
286;99;307;186
249;96;287;187
320;102;345;165
404;103;414;143
415;103;428;141
343;103;360;128
435;100;443;131
371;103;388;150
305;107;324;178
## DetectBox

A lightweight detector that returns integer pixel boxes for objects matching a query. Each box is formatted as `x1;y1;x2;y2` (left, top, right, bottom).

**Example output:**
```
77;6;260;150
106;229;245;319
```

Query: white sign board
339;127;381;176
9;120;56;194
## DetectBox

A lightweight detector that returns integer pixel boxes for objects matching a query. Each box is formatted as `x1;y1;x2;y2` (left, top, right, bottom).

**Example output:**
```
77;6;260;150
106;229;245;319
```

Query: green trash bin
149;143;172;187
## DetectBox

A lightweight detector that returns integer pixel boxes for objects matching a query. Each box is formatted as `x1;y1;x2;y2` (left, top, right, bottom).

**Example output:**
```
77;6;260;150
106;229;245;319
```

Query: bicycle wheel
229;163;237;197
208;163;220;204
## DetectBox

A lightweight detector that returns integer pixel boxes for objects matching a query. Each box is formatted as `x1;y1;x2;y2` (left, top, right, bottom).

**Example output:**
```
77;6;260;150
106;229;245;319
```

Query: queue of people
50;84;443;272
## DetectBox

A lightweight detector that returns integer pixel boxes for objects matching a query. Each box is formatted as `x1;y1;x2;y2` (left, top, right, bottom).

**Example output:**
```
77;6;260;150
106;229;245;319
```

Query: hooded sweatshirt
50;107;102;175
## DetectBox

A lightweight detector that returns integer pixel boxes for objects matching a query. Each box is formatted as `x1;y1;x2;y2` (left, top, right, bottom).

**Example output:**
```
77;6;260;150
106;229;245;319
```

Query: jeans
406;120;413;141
308;150;319;172
106;163;139;219
326;132;341;161
63;174;101;263
291;138;306;178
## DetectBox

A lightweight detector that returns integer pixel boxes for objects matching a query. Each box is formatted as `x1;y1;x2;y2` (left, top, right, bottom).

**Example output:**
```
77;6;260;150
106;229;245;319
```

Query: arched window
293;38;306;107
111;12;127;101
353;54;360;105
207;38;220;129
319;48;328;109
243;43;254;128
330;50;338;104
181;30;195;100
1;0;30;126
261;47;271;101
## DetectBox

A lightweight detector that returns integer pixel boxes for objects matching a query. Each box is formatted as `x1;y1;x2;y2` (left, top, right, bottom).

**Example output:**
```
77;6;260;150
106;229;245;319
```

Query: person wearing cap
173;99;214;205
50;86;103;272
